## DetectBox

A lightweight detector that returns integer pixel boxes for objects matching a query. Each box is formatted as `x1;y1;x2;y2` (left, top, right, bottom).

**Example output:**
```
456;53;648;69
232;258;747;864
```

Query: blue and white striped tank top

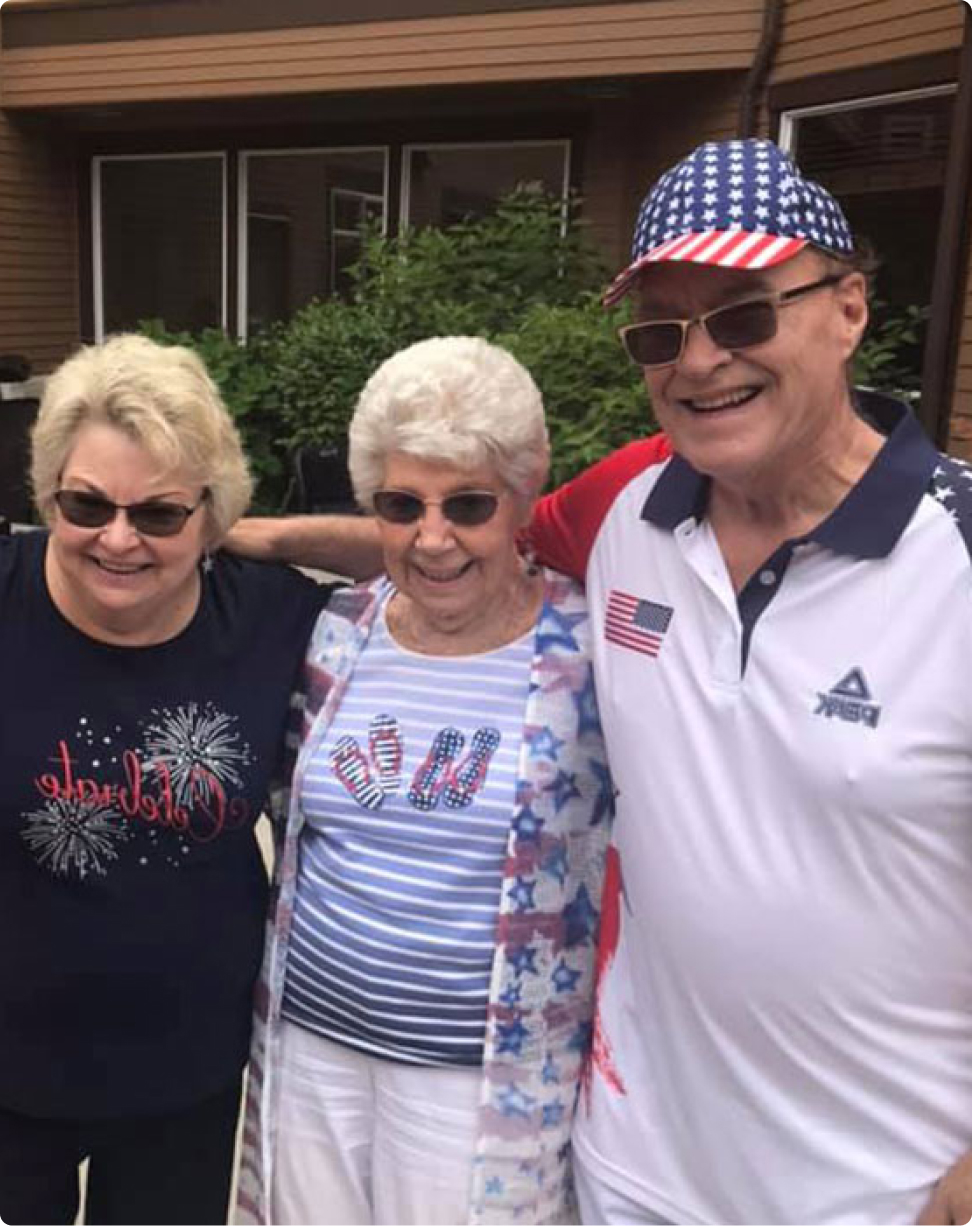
282;597;533;1065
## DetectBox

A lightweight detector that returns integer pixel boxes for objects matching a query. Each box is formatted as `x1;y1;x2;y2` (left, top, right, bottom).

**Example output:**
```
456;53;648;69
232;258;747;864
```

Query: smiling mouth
415;561;473;583
92;558;151;576
681;387;762;413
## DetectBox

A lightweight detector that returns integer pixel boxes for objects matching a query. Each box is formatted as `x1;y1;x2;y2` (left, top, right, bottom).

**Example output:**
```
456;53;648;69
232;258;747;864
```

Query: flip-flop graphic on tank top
444;727;501;808
408;727;465;811
330;735;384;809
369;714;403;793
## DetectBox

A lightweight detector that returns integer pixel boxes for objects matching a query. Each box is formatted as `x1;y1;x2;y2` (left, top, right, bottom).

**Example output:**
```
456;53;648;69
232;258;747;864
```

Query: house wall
0;1;762;108
774;0;963;81
949;292;972;457
0;109;78;372
771;1;969;455
583;74;743;273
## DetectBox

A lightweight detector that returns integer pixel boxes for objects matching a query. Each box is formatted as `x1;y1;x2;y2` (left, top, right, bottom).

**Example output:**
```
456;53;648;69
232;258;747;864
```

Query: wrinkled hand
918;1151;972;1225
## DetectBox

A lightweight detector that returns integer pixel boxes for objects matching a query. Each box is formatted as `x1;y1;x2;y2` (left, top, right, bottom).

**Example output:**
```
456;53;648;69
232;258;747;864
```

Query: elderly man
230;139;972;1224
526;137;972;1226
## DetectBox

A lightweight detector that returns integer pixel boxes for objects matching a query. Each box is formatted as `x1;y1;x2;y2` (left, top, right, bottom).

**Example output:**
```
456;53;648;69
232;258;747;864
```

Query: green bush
496;298;652;487
349;188;611;338
269;302;394;450
140;191;650;508
140;192;929;512
854;300;928;402
138;319;290;512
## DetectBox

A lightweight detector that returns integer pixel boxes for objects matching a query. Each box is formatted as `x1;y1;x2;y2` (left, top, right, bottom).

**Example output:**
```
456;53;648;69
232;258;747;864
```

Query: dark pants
0;1078;242;1226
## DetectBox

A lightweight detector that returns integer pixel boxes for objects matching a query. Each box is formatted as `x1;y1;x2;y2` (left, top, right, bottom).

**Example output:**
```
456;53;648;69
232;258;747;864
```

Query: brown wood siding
774;0;963;82
583;73;742;280
0;2;763;109
0;0;659;48
948;279;972;459
0;112;79;371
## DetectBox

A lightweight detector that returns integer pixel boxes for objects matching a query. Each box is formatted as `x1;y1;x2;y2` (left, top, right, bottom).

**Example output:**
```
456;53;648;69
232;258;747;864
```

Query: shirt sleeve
525;434;673;581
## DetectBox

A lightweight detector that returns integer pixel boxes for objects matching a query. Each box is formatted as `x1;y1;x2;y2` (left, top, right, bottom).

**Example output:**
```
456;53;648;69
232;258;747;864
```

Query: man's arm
224;514;383;581
225;431;672;583
525;434;673;581
918;1152;972;1225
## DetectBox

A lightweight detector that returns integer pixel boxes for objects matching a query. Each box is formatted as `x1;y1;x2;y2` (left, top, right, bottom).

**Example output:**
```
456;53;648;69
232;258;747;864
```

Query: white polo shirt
531;393;972;1224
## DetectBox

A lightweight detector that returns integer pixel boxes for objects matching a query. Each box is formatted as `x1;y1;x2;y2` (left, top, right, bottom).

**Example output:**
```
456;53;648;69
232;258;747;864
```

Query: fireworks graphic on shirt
21;796;129;879
142;702;253;806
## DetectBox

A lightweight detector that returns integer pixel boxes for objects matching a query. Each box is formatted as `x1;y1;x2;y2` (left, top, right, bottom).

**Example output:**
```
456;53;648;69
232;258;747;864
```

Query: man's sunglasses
619;273;847;369
372;489;499;527
53;489;208;537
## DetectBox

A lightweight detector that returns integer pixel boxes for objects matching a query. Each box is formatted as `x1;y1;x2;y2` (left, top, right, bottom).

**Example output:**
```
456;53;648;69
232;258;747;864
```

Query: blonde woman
0;335;332;1225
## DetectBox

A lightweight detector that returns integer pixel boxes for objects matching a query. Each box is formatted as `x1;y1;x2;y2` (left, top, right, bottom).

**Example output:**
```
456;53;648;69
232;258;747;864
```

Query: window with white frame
93;154;226;339
239;148;387;336
780;86;955;397
330;188;385;298
401;141;570;228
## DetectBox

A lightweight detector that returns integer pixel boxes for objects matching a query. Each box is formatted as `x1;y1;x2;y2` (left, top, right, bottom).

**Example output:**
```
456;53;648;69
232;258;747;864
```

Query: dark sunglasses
53;488;208;537
372;489;500;527
619;273;847;369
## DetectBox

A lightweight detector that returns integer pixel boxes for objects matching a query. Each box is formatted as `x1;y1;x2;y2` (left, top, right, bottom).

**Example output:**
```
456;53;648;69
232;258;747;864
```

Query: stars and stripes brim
602;229;809;307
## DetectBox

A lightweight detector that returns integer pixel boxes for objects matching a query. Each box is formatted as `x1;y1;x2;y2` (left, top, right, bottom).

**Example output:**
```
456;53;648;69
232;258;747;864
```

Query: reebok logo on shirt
813;668;881;729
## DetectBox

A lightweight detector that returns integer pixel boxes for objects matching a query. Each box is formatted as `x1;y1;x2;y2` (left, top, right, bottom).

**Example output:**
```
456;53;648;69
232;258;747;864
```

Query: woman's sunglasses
619;273;846;369
372;489;499;527
53;489;208;537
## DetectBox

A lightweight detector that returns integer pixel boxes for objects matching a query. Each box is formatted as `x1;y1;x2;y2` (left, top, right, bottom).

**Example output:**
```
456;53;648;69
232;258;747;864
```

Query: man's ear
834;272;869;360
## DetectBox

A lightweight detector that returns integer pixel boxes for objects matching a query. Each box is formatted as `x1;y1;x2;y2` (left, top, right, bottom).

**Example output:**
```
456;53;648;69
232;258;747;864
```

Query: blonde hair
31;333;252;540
349;336;549;507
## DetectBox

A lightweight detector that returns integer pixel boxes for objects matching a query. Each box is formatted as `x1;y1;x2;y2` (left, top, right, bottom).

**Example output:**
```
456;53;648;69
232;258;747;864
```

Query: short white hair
348;336;550;507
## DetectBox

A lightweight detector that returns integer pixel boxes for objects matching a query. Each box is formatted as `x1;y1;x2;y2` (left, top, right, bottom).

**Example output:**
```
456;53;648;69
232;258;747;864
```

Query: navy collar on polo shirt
642;390;939;559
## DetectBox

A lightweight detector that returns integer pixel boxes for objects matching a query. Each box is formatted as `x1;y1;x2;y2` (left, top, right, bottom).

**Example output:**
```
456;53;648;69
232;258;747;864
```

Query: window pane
244;150;386;330
405;143;568;227
790;91;954;396
100;157;223;334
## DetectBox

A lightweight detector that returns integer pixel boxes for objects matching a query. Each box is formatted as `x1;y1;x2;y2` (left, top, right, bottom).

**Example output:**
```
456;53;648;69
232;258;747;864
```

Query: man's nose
676;319;733;375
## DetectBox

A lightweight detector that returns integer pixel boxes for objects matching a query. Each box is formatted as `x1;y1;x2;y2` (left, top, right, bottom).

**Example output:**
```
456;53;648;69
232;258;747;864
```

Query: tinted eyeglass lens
624;322;684;367
54;491;191;537
55;490;115;528
128;504;191;536
372;491;423;523
372;490;499;526
442;493;498;526
707;299;777;350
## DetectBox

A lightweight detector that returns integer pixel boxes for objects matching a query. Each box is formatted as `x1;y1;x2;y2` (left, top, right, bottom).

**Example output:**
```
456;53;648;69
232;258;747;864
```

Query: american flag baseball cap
603;138;856;306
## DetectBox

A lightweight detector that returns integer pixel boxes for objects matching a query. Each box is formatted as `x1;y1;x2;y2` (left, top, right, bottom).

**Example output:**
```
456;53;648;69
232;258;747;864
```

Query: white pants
271;1020;483;1226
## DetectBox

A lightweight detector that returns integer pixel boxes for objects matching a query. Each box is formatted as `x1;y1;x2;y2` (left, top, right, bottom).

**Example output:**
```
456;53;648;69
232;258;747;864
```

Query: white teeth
689;388;756;411
95;560;145;574
418;565;467;582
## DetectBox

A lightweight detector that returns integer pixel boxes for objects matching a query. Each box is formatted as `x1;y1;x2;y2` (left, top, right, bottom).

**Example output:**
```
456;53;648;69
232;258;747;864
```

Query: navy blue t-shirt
0;531;331;1118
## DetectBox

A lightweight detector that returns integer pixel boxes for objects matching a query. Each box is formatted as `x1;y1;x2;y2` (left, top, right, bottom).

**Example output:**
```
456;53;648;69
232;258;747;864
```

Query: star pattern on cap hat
610;138;855;307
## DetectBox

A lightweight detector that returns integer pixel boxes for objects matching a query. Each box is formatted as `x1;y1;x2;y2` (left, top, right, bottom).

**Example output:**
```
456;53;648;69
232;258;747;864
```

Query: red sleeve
526;434;672;581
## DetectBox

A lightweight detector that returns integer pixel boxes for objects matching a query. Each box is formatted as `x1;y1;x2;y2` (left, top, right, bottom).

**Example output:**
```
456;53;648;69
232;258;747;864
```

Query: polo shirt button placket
678;521;745;691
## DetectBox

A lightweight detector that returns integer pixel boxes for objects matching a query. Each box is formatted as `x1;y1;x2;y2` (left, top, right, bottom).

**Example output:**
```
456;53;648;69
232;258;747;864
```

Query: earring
201;548;214;574
521;544;540;578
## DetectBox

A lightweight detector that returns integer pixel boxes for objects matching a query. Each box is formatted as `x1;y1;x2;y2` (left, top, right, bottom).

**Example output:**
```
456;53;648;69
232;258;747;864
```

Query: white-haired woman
236;336;612;1226
0;334;332;1225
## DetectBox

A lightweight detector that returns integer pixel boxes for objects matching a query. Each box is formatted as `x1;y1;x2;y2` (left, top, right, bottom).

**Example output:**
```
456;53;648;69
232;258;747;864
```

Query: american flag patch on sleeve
604;590;674;657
